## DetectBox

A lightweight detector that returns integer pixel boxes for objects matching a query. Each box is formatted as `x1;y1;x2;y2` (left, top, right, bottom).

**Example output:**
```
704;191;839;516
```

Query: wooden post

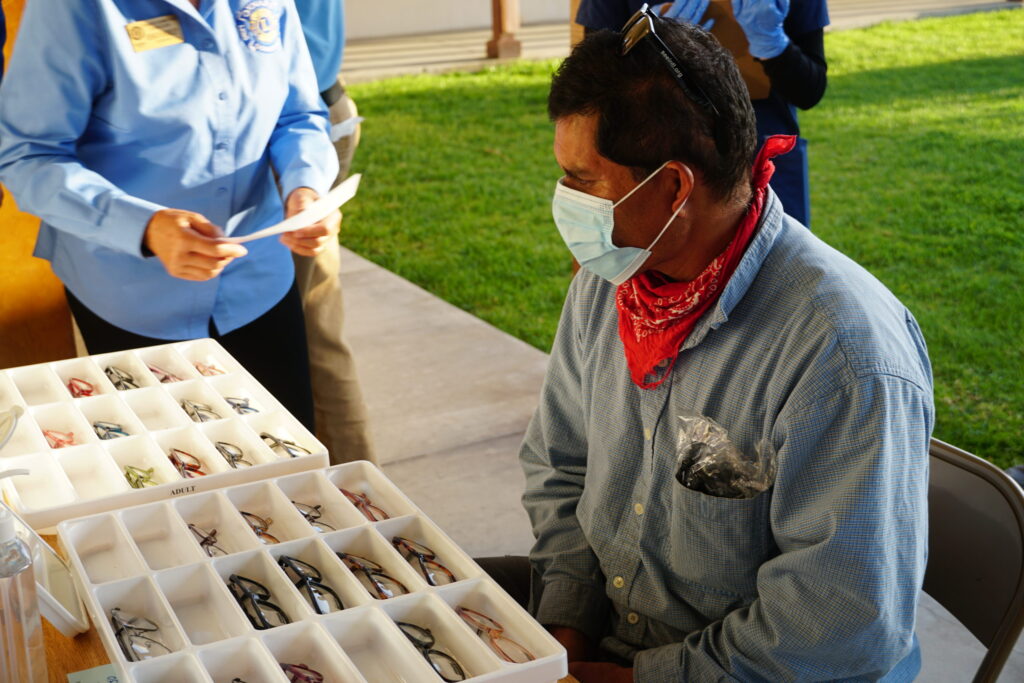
1;0;77;368
570;0;585;46
487;0;522;59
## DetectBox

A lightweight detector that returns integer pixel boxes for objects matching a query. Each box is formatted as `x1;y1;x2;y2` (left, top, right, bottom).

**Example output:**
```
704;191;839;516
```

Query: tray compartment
321;607;439;682
92;351;159;391
197;637;289;683
8;364;68;406
51;357;117;398
58;445;132;500
31;402;98;449
265;537;371;614
177;339;242;376
105;436;183;489
319;526;426;600
0;407;47;455
174;491;264;557
121;502;204;570
325;460;418;522
153;426;233;477
205;374;279;417
242;410;320;462
165;380;234;425
124;387;193;432
224;481;315;546
129;653;212;683
94;575;188;658
2;452;79;513
135;345;201;384
156;564;251;646
198;418;279;469
274;470;366;534
260;621;367;683
210;550;310;626
63;513;146;584
374;515;483;587
78;394;147;440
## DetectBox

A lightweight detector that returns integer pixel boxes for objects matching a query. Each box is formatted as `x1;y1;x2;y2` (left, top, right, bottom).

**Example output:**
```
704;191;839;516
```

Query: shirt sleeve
268;0;338;201
0;0;164;258
634;372;932;681
761;28;827;110
520;274;612;643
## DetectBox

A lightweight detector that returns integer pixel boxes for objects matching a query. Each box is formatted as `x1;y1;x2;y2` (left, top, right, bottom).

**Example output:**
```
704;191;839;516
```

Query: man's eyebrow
563;167;591;181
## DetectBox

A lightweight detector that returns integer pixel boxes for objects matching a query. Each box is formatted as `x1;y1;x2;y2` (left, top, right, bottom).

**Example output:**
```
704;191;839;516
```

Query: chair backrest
924;438;1024;683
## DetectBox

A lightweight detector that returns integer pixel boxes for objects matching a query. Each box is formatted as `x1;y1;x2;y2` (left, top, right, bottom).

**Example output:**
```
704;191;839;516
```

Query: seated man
486;9;933;682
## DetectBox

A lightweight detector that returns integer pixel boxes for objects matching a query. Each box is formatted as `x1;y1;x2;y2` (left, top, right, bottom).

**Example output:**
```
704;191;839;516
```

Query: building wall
346;0;570;40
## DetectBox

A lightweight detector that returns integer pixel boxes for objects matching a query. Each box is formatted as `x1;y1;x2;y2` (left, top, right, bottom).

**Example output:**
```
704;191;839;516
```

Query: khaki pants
292;77;375;465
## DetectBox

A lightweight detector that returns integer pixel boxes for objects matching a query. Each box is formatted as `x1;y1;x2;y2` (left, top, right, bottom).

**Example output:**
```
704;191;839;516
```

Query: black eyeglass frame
395;621;468;682
621;3;720;117
277;554;346;615
227;573;291;630
337;551;410;600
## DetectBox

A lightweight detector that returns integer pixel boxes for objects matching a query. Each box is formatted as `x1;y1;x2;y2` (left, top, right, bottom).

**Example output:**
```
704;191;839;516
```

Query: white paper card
225;174;361;244
331;115;364;141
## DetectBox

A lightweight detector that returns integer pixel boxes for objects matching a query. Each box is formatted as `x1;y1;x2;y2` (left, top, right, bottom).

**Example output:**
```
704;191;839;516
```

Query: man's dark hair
548;21;757;203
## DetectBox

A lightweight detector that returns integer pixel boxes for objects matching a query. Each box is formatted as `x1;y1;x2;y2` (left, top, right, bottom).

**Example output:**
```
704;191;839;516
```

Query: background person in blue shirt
576;0;828;227
0;0;340;426
291;0;376;465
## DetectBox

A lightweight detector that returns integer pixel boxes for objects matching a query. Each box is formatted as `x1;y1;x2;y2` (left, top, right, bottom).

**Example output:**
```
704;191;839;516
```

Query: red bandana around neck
615;135;797;389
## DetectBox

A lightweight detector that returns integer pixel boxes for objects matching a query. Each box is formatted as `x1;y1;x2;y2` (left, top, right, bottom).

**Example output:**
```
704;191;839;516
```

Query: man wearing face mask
480;9;933;683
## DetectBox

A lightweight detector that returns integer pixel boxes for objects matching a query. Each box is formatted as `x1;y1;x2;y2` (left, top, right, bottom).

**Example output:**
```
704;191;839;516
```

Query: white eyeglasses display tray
0;339;327;531
56;460;568;683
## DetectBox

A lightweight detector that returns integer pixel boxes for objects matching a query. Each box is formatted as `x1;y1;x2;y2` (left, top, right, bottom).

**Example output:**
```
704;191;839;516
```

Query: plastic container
0;503;47;682
0;341;327;531
56;461;567;683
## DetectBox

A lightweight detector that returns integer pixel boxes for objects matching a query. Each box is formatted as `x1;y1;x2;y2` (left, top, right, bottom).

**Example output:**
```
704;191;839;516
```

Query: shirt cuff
101;194;165;258
280;168;332;204
534;579;610;644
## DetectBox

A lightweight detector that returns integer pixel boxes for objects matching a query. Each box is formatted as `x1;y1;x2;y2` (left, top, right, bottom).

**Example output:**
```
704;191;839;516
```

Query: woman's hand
144;209;247;281
281;187;341;257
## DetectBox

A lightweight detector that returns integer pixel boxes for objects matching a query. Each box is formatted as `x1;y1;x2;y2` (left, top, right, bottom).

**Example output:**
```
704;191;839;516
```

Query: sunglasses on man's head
621;3;720;117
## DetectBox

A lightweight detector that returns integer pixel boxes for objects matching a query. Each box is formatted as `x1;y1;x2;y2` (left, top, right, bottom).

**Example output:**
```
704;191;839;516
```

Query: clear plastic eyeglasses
260;432;311;459
225;396;259;415
291;501;335;533
240;510;280;544
194;361;226;377
337;552;409;600
188;523;228;557
227;574;290;630
105;366;140;391
93;420;130;440
168;448;206;478
392;536;457;586
456;606;536;663
395;621;467;682
66;377;95;398
215;441;253;469
43;429;76;449
110;607;171;662
339;487;390;522
180;398;221;423
124;465;157;489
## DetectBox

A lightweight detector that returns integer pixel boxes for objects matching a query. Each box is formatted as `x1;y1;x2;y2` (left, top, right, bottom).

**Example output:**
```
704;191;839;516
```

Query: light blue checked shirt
0;0;335;339
521;191;934;681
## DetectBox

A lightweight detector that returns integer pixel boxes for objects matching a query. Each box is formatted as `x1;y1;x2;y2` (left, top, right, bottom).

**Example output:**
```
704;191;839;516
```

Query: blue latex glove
732;0;790;59
654;0;715;31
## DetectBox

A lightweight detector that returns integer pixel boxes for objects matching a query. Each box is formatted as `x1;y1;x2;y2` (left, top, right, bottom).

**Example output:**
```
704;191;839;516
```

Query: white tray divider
164;380;235;425
373;515;484;587
1;452;79;514
223;481;316;546
0;407;48;455
155;563;252;646
176;339;243;376
8;363;69;406
77;393;148;440
91;351;160;391
274;470;367;534
30;402;100;449
105;436;184;488
264;537;373;614
320;606;443;682
123;387;194;432
62;512;147;585
260;620;369;683
318;525;429;600
209;549;313;626
94;574;190;659
198;418;280;468
240;410;322;462
58;444;132;501
325;460;420;521
153;425;233;477
172;491;265;558
205;373;282;417
127;652;214;683
195;636;291;683
134;345;202;385
121;502;205;571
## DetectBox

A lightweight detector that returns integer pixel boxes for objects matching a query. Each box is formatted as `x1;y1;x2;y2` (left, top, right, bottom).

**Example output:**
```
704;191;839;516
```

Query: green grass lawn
345;10;1024;467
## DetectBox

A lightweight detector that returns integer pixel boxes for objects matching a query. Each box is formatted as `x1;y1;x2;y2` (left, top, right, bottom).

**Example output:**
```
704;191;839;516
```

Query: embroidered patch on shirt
236;0;282;53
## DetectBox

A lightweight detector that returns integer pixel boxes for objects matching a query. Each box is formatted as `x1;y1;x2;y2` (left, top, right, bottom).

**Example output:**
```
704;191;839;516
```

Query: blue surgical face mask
552;161;686;285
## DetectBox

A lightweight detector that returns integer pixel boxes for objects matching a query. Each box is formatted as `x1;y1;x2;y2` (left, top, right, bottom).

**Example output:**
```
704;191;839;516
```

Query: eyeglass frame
456;606;536;663
392;536;458;586
621;3;720;117
43;428;76;449
260;432;311;459
194;361;226;376
277;554;345;615
339;487;391;522
168;448;207;478
227;573;291;630
110;607;171;662
291;501;336;533
395;621;468;682
215;440;253;469
337;551;410;600
67;377;95;398
147;364;182;383
93;420;130;440
280;663;324;683
188;523;228;557
180;398;221;423
124;465;158;489
105;365;140;391
239;510;281;544
225;396;259;415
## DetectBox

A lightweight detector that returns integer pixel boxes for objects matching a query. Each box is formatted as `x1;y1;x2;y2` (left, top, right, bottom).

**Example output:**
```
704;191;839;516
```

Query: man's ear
665;161;695;213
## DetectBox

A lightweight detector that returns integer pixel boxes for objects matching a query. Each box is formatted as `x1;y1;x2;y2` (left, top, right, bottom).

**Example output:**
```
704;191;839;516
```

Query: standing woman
0;0;340;428
576;0;828;227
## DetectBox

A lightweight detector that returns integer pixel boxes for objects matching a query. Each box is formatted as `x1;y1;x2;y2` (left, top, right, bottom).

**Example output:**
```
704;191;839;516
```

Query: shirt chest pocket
666;481;775;615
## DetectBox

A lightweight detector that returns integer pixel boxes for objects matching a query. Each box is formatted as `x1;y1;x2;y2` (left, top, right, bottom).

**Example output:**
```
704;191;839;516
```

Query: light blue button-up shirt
521;191;933;681
293;0;345;93
0;0;337;339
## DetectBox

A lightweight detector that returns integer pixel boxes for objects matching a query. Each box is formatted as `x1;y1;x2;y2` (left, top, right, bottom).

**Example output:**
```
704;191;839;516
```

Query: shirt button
634;503;644;515
612;576;624;589
218;91;228;101
643;428;652;440
215;142;228;151
627;612;640;625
